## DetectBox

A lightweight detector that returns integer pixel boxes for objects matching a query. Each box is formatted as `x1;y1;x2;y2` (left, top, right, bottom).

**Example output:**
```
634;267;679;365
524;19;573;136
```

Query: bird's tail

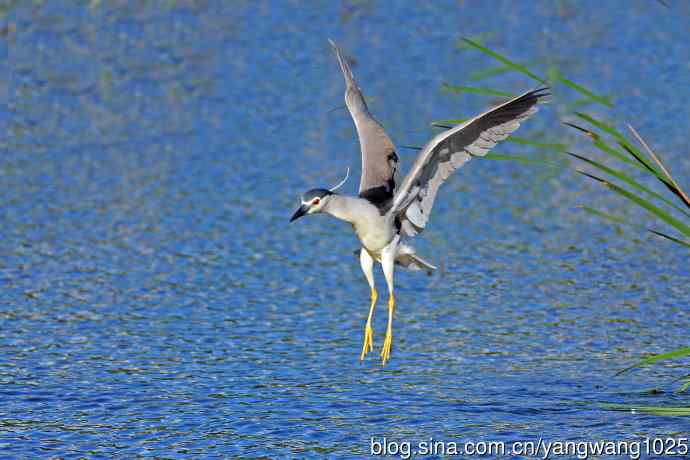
395;244;436;275
351;245;437;275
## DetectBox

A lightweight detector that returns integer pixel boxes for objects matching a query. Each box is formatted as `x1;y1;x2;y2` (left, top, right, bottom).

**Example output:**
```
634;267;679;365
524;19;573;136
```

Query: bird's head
289;168;350;223
289;188;334;222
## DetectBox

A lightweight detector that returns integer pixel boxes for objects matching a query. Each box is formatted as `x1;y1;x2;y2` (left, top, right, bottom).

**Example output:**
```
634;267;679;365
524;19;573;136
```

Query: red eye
312;198;320;206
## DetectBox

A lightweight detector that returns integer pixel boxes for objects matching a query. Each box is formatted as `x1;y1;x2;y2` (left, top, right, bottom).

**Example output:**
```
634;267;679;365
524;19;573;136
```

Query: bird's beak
290;204;309;222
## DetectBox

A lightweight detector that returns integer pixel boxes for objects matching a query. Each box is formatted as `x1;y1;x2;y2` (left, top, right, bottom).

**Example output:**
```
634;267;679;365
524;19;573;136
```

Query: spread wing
391;88;548;236
329;39;399;209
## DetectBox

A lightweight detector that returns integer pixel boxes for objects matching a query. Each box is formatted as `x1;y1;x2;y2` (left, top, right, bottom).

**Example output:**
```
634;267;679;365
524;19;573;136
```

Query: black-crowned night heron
291;40;547;365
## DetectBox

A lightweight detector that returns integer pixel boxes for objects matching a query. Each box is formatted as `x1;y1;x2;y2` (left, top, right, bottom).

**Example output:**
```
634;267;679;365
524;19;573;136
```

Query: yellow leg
380;294;395;366
360;288;377;361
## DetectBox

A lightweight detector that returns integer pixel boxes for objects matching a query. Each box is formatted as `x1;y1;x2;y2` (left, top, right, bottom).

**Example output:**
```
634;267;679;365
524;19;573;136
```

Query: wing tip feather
329;39;356;87
522;86;551;104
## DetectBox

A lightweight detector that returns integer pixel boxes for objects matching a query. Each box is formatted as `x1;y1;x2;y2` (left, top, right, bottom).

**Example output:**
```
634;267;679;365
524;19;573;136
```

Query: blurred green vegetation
442;38;689;412
442;37;690;249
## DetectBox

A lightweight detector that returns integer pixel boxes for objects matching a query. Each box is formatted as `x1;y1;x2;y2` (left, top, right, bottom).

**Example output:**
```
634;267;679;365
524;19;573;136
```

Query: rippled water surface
3;1;690;458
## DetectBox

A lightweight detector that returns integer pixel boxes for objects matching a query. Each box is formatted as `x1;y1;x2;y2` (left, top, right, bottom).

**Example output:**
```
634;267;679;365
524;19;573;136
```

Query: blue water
3;1;689;458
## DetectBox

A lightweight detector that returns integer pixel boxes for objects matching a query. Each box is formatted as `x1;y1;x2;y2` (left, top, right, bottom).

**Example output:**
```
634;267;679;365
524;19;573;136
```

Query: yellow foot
359;323;374;361
380;328;393;366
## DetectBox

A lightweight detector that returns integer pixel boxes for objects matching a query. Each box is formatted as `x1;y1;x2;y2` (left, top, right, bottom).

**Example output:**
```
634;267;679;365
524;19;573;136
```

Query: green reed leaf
602;404;690;416
569;152;690;219
579;206;690;249
551;70;613;107
468;65;515;81
616;347;690;375
460;38;547;84
507;136;567;151
442;84;514;98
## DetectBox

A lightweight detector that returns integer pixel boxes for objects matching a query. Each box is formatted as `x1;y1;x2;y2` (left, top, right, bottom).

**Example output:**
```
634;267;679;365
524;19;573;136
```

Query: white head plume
328;167;350;192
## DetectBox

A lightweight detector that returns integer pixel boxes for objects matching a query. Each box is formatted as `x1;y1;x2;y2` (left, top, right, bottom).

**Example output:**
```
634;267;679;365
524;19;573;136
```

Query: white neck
323;195;372;225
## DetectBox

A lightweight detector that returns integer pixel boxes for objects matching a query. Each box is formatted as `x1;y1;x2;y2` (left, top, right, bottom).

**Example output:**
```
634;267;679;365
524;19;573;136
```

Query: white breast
352;205;394;255
323;195;395;256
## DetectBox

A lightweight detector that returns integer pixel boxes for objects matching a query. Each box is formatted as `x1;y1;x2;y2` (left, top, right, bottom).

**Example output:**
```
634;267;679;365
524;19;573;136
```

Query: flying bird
290;39;547;365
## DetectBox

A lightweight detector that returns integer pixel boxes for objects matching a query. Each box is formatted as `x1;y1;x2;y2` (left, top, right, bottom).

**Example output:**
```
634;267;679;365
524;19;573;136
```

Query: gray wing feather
392;88;548;236
329;40;398;206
